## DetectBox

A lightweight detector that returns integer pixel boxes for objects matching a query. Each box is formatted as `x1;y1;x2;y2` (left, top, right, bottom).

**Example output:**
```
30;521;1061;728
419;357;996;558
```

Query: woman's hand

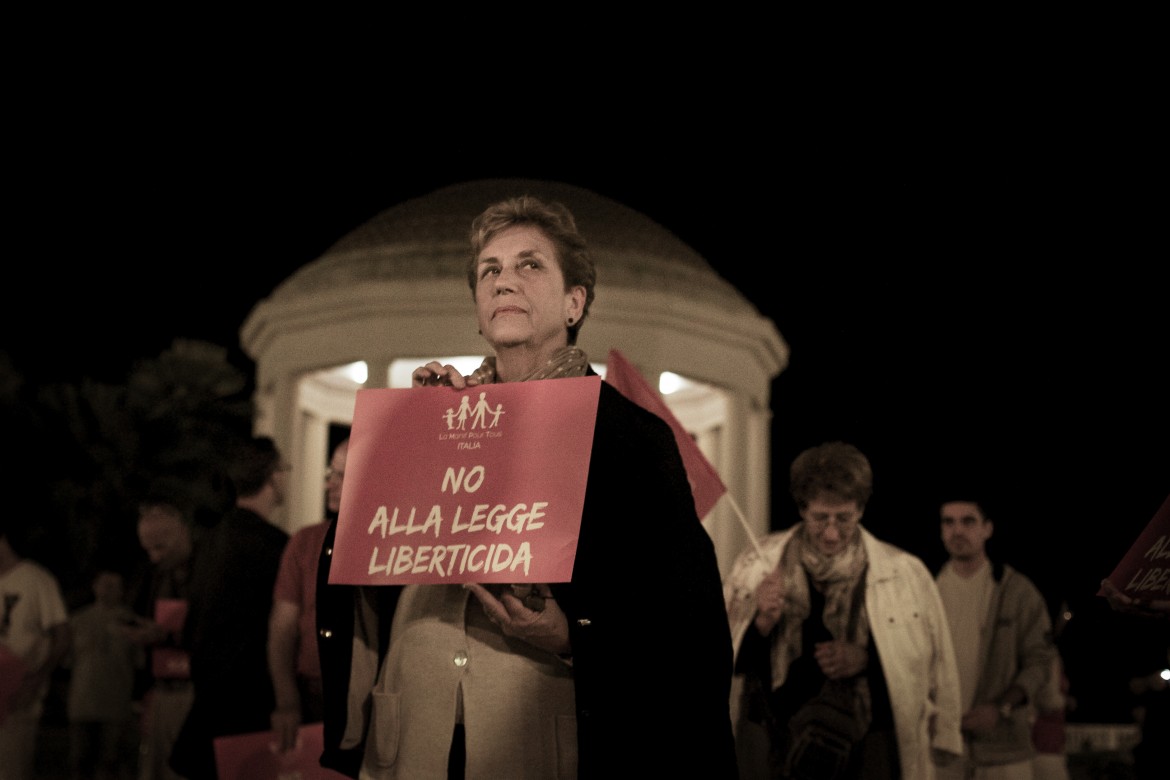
464;582;571;656
813;639;868;680
1100;578;1170;619
412;361;476;389
753;568;785;635
270;704;302;753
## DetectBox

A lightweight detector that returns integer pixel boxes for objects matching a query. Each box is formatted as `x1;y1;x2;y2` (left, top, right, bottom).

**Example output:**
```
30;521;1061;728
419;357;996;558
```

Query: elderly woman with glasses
724;441;963;780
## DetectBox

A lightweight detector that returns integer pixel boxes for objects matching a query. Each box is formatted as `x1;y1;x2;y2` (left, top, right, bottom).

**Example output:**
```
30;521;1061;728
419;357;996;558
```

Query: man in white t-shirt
0;519;71;780
935;496;1055;780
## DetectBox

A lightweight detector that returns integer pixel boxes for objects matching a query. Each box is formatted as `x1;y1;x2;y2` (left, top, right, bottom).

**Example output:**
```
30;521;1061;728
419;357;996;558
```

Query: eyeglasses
803;512;860;530
325;468;345;481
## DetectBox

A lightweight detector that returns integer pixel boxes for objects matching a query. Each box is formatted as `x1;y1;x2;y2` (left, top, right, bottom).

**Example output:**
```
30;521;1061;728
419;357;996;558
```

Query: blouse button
453;651;469;668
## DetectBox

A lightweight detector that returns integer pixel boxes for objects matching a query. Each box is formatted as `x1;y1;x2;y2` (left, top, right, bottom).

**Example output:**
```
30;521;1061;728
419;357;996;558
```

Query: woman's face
800;496;863;557
474;224;583;353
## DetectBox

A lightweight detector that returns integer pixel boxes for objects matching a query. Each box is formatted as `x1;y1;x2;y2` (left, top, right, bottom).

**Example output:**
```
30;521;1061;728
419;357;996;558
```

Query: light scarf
769;524;870;692
469;346;591;385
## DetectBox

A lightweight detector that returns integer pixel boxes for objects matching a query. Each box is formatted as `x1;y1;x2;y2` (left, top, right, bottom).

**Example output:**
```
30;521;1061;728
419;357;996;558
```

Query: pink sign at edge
1100;491;1170;599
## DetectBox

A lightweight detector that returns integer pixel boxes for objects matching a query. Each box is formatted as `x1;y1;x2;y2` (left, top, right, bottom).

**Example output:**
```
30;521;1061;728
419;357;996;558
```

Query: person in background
268;436;348;751
120;480;202;780
169;436;290;779
934;493;1056;780
66;567;143;780
317;195;738;778
725;440;963;779
1099;492;1170;622
1030;600;1072;780
0;517;72;780
1127;638;1170;780
1097;513;1170;778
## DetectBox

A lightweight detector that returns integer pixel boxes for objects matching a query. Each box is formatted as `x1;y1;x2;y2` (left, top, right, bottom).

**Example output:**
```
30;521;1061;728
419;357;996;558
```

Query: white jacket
725;525;964;779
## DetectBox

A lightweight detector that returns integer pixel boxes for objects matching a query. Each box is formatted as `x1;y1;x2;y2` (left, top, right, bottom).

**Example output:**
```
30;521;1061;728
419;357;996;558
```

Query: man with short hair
0;518;71;780
169;436;291;779
122;480;199;780
935;496;1056;780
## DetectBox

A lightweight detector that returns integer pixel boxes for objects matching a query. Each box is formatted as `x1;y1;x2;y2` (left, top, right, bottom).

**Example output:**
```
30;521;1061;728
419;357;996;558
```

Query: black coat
317;380;738;778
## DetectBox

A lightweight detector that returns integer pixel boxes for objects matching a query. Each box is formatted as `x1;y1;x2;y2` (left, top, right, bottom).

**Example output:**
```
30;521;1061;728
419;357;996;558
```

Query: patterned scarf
469;346;591;385
770;524;870;691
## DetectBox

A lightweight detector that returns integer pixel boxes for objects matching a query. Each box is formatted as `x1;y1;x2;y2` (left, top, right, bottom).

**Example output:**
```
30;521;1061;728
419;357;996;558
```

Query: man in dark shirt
169;436;291;778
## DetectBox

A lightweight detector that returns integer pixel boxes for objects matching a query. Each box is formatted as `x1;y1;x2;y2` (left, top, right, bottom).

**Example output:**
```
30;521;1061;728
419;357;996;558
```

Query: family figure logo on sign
442;391;505;433
329;376;601;587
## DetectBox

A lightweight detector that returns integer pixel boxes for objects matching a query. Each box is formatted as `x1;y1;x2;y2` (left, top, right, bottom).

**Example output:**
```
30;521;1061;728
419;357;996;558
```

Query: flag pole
605;347;772;566
721;492;769;562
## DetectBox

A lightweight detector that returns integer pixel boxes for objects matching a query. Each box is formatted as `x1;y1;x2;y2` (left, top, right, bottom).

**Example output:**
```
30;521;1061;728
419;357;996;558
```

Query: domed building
240;179;788;575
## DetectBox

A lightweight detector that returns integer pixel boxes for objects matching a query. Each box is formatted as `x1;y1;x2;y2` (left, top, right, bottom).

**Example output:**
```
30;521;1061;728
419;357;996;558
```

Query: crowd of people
2;195;1166;779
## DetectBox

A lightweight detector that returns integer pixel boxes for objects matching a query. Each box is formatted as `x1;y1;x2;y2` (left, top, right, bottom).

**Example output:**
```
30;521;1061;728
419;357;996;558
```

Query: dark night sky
6;111;1167;720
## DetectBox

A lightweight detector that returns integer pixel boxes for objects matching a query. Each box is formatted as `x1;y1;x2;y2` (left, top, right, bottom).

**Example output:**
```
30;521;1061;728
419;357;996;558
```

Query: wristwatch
998;701;1014;720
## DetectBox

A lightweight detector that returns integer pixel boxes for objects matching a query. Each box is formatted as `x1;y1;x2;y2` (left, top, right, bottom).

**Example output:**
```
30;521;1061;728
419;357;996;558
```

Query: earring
567;317;575;326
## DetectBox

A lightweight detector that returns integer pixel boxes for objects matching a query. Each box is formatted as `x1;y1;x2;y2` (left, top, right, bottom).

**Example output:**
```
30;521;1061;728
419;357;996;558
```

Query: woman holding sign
316;195;737;779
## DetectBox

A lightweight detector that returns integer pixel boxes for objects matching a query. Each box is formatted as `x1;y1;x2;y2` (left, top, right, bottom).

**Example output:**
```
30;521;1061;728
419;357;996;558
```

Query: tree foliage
1;339;253;604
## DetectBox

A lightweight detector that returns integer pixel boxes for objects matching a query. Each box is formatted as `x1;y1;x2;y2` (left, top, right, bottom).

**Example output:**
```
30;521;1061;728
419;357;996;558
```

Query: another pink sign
1101;491;1170;601
330;376;600;586
151;598;190;679
214;722;346;779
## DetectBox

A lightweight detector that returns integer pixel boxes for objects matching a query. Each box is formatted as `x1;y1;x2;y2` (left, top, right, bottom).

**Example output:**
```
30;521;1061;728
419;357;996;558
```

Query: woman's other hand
753;568;785;635
1100;577;1170;619
464;582;570;656
813;639;868;680
412;361;475;389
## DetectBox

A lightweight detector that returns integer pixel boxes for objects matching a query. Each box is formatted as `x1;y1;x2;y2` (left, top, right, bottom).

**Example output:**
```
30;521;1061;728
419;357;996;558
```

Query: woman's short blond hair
467;195;596;345
789;441;874;510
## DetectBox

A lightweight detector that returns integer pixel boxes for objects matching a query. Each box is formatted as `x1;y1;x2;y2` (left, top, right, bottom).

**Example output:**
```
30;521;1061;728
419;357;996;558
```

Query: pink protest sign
151;598;190;679
214;722;347;779
1100;491;1170;601
330;376;600;586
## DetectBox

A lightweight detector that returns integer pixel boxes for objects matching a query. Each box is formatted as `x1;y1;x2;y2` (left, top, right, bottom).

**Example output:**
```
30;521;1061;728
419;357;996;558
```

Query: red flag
604;348;728;519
